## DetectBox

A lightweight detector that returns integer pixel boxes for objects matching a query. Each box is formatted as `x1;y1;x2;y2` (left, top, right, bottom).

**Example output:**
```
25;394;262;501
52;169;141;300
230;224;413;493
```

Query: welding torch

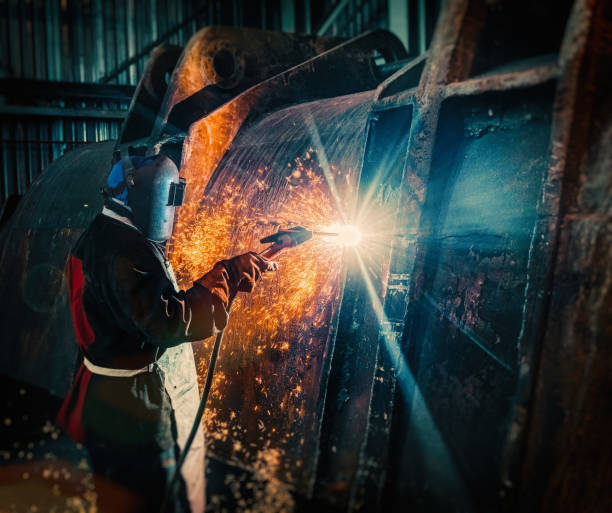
258;226;338;258
161;225;334;513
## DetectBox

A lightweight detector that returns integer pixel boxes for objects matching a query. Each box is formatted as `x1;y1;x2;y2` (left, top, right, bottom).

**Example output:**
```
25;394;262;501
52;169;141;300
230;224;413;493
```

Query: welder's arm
194;252;277;307
111;250;275;348
111;250;224;347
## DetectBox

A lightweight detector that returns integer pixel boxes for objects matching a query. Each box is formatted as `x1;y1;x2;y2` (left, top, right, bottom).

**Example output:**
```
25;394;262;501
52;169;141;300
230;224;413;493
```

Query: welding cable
159;300;233;513
160;242;292;511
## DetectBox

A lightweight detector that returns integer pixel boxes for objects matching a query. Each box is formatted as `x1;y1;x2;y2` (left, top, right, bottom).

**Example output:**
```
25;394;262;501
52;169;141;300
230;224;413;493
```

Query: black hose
160;325;227;513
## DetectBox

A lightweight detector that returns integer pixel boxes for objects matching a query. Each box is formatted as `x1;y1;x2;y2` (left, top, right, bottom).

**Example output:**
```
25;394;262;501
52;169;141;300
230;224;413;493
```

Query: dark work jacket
56;210;223;448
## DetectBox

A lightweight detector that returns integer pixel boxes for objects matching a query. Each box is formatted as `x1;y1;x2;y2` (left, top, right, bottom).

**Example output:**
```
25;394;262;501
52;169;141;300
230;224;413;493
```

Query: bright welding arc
322;224;362;247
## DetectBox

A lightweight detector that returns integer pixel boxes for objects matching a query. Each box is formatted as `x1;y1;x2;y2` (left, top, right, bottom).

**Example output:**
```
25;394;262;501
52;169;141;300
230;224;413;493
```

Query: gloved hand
194;252;277;307
224;252;278;294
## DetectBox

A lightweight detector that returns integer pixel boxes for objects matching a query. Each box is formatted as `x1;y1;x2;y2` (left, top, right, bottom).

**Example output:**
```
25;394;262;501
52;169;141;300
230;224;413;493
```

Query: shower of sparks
168;90;383;484
169;148;354;473
170;156;348;316
171;168;346;353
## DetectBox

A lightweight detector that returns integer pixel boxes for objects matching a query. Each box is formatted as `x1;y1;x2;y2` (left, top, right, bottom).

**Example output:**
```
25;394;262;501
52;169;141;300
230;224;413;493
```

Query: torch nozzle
259;225;358;259
260;226;313;245
259;226;313;258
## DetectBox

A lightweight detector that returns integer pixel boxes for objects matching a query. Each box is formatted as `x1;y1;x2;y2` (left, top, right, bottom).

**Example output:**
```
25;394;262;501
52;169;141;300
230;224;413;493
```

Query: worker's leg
81;371;191;512
87;441;190;513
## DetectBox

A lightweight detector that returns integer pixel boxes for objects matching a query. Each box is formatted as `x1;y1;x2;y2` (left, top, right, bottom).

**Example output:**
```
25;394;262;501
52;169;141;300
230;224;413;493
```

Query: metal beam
0;78;135;102
0;105;127;120
389;0;409;48
418;0;427;54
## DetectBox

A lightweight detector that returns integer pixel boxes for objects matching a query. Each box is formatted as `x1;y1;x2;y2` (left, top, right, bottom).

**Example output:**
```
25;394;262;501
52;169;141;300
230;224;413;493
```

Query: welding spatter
161;225;337;513
259;226;339;258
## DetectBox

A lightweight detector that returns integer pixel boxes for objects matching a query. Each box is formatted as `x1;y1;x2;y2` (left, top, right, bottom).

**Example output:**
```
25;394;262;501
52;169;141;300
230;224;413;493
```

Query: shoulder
79;214;159;270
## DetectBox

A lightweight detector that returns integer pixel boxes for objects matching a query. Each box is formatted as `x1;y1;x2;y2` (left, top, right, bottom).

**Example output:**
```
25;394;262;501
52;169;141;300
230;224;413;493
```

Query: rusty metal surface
148;26;347;147
517;0;612;511
466;0;574;78
187;91;374;496
344;1;609;512
394;84;554;512
169;29;407;226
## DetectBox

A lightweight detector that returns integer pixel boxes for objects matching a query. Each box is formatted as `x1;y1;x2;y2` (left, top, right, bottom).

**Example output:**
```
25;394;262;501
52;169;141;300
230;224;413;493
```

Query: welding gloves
194;252;277;321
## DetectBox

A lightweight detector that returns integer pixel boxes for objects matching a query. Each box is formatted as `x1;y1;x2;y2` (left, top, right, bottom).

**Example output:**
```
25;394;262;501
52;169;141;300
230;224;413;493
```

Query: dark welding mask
123;154;186;242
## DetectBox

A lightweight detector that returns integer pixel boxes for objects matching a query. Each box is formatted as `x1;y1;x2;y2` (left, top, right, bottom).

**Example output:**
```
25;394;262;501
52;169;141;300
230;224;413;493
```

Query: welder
56;152;276;513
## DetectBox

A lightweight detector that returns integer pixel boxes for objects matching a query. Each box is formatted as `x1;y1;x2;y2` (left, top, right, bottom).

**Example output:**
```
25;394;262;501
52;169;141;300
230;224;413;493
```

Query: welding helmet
104;154;186;241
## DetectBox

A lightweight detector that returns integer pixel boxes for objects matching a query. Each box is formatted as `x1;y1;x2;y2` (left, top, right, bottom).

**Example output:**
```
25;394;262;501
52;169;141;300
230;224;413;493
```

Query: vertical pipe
8;0;22;77
232;0;240;27
26;121;37;186
281;0;295;32
168;0;176;43
52;0;61;80
137;0;145;77
114;0;126;84
126;0;136;84
32;0;45;79
304;0;311;33
103;0;116;84
150;0;157;41
73;0;85;81
261;0;267;30
417;0;426;54
83;0;93;82
0;1;8;79
92;0;104;80
1;122;12;202
50;118;62;161
176;0;184;41
87;102;97;143
39;120;49;176
111;119;120;140
14;121;25;195
20;0;34;78
187;0;195;36
388;0;408;48
157;0;165;39
59;0;70;81
46;0;56;80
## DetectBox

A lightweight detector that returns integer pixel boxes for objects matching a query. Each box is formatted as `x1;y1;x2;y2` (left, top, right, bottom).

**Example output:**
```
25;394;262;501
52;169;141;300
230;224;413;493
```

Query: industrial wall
0;0;247;83
0;0;440;210
0;0;235;208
